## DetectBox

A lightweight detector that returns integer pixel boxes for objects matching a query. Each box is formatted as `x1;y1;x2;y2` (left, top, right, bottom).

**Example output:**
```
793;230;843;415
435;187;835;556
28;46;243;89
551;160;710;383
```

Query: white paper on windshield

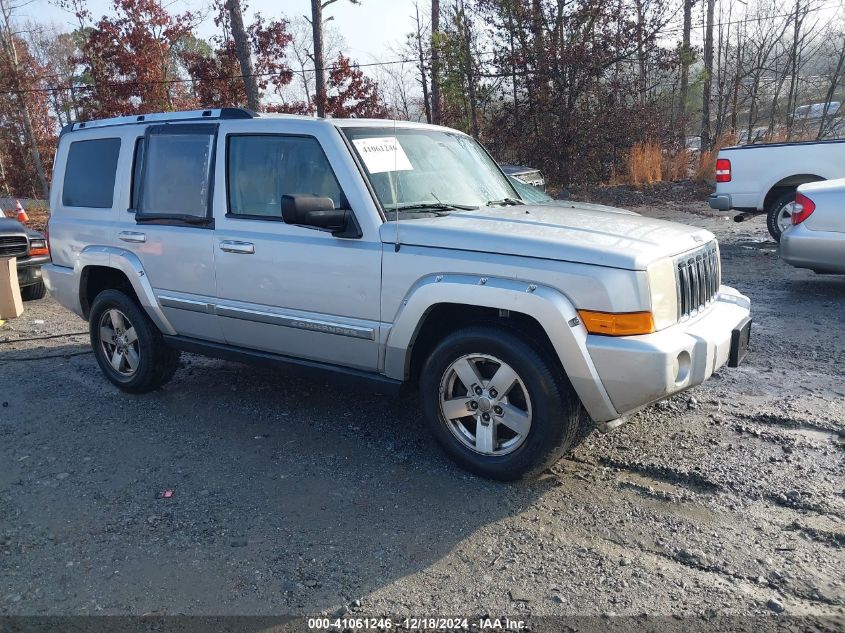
352;137;413;174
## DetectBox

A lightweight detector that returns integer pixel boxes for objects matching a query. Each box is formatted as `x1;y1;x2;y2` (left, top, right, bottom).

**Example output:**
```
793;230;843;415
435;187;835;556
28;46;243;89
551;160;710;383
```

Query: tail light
791;192;816;225
715;158;731;182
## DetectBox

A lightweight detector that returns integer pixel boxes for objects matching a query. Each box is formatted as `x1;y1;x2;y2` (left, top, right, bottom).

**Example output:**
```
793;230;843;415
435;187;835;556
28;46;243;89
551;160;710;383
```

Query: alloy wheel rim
439;353;532;456
777;202;795;233
99;309;140;377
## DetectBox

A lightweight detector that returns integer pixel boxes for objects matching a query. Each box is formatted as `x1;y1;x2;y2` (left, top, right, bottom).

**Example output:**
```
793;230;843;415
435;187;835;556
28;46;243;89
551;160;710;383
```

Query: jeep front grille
676;241;720;321
0;235;27;258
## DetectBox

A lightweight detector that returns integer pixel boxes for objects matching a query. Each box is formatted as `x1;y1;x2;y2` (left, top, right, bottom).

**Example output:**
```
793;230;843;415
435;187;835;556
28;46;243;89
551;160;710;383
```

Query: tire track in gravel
734;412;845;438
560;503;844;607
595;458;723;495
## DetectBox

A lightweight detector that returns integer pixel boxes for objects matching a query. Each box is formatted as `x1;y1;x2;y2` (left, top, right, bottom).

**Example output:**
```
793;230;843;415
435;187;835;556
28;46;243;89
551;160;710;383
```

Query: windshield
508;176;553;203
342;127;518;216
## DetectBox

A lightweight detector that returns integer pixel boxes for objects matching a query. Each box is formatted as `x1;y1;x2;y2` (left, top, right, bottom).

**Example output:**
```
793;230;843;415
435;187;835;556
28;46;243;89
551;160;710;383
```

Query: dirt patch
569;179;715;208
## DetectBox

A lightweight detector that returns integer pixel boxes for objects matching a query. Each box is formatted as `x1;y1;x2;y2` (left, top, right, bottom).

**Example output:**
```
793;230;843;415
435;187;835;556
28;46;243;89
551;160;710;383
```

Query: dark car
0;217;50;300
500;164;546;191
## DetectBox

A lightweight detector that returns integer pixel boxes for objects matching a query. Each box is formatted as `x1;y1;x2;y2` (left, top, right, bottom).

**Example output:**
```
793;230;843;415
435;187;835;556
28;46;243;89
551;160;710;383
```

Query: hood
381;204;713;270
0;217;26;235
539;200;640;216
0;216;43;239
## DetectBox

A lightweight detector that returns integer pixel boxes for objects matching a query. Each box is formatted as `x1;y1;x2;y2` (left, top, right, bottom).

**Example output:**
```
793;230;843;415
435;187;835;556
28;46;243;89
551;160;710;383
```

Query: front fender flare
76;246;176;335
383;274;619;422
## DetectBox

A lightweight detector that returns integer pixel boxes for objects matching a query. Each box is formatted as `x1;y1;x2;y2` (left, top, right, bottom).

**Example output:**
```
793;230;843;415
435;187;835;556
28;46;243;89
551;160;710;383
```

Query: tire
21;279;46;301
89;289;180;393
419;325;587;481
766;191;797;242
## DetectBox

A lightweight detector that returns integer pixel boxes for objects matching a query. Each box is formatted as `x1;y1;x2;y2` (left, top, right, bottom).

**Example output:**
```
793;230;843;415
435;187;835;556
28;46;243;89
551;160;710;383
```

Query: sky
23;0;418;62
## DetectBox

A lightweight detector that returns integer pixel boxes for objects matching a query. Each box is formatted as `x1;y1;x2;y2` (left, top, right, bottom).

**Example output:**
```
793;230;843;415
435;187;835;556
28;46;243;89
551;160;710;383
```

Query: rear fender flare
76;246;176;335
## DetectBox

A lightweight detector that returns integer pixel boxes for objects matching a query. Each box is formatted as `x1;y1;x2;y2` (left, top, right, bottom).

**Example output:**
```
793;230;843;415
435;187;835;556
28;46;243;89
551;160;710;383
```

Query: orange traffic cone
15;200;28;223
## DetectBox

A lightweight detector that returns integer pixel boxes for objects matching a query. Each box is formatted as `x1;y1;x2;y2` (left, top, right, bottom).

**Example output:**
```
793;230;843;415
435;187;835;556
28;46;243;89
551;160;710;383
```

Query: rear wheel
21;279;46;301
89;289;180;393
766;191;797;242
419;325;587;481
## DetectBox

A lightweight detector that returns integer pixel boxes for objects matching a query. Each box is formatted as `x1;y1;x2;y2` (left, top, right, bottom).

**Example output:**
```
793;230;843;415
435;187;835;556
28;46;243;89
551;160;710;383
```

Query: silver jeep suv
44;108;751;480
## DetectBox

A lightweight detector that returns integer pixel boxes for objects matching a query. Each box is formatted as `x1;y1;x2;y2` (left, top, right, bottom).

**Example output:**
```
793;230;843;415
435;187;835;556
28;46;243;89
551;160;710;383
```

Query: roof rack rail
65;108;258;133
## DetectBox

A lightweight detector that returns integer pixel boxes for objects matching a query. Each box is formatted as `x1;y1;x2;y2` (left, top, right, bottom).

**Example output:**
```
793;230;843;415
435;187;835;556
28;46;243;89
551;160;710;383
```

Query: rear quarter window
61;138;121;208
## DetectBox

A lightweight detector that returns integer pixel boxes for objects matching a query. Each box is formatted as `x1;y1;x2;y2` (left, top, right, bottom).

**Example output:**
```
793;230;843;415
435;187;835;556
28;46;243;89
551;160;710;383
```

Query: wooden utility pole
225;0;260;112
700;0;716;151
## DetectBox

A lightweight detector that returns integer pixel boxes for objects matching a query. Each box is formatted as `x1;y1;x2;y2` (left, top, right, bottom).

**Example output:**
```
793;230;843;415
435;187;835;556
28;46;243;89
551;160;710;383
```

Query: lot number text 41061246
307;617;527;630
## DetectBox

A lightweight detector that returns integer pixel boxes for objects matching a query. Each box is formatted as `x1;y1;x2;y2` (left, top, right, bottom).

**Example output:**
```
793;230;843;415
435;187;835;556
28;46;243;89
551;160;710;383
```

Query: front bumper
16;255;49;287
587;286;751;416
780;224;845;274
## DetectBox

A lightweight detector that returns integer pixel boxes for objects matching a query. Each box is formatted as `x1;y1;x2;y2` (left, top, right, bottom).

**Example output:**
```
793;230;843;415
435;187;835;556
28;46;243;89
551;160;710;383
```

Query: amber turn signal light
578;310;655;336
28;247;49;256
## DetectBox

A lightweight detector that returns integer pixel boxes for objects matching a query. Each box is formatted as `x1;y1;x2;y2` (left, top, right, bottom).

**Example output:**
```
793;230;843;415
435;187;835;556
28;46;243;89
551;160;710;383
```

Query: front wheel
419;325;588;481
89;289;180;393
21;279;47;301
766;191;797;242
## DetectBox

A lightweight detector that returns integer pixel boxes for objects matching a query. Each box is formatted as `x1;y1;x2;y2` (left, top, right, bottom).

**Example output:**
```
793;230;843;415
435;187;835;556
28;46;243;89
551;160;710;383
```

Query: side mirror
281;194;361;238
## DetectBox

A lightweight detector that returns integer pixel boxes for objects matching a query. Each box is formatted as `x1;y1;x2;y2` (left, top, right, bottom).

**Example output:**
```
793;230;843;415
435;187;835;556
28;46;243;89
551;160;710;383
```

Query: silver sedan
780;179;845;274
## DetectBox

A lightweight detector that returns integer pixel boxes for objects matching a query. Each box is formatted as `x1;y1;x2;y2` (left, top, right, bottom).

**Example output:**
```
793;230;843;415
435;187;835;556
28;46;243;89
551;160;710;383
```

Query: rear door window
137;124;216;223
62;138;121;208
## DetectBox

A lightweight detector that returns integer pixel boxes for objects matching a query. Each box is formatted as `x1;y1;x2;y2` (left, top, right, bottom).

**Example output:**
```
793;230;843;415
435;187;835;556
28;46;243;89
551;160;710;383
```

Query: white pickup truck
708;139;845;241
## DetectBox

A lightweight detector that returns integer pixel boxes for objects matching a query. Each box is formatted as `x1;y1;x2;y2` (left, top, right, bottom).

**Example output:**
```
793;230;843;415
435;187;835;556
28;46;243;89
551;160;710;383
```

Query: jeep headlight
647;258;678;331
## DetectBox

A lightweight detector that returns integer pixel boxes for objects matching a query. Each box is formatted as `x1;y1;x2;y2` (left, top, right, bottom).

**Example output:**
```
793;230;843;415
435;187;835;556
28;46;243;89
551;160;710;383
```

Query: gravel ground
0;201;843;620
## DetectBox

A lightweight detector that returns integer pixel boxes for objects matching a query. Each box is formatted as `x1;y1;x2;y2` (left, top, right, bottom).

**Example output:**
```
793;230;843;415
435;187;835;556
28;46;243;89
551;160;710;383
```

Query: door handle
118;231;146;243
220;240;255;254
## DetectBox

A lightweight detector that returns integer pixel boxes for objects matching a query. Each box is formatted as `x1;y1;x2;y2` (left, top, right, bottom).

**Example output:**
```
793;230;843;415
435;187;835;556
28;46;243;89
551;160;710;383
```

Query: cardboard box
0;257;23;319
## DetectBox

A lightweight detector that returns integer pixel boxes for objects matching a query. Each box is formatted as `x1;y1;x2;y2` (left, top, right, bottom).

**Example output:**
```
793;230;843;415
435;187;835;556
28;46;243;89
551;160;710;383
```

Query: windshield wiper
486;197;525;206
387;202;478;212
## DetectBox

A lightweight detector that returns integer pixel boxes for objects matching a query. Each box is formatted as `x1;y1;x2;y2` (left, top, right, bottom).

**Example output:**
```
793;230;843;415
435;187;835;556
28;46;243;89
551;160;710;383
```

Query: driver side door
212;129;382;371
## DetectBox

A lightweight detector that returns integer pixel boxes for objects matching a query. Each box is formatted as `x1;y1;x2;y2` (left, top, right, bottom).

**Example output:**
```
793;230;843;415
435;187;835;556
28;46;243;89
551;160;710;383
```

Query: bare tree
430;0;441;124
678;0;693;136
288;16;345;109
453;0;479;138
783;0;823;138
225;0;260;111
413;2;432;123
739;0;793;143
373;50;422;121
699;0;715;151
26;23;79;126
310;0;361;117
817;30;845;139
